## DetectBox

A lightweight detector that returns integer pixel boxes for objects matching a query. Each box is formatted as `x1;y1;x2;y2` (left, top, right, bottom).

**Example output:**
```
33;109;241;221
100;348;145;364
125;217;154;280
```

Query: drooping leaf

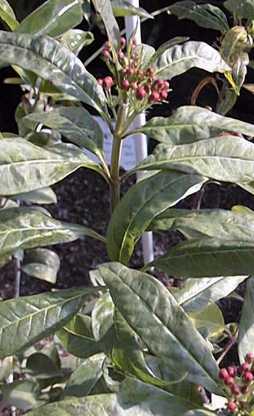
169;1;229;33
153;238;254;278
224;0;254;20
134;105;254;145
63;354;105;397
17;0;83;37
238;277;254;362
111;0;152;19
135;136;254;192
99;262;220;392
13;187;57;205
174;275;248;313
0;287;98;358
24;107;104;157
0;138;102;196
22;248;60;284
0;207;103;260
61;29;94;55
107;171;206;264
154;41;230;80
92;0;120;46
27;377;214;416
0;0;18;30
0;31;106;113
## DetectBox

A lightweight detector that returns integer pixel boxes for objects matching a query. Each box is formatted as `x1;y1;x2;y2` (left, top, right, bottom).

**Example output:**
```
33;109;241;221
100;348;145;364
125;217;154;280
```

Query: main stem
110;104;128;211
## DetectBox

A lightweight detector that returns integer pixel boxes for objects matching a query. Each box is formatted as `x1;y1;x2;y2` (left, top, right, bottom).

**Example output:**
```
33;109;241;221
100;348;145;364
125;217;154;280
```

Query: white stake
125;2;154;264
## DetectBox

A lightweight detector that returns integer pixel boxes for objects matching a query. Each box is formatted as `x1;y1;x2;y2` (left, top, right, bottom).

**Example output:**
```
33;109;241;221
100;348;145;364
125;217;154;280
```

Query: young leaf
92;0;120;46
238;277;254;362
24;107;104;157
0;31;106;113
22;248;60;284
61;29;94;55
154;41;230;80
0;0;18;30
17;0;83;37
0;138;102;196
107;171;206;264
0;207;104;260
0;287;98;358
111;0;152;19
133;105;254;145
135;136;254;192
153;238;254;278
98;262;220;392
169;1;229;33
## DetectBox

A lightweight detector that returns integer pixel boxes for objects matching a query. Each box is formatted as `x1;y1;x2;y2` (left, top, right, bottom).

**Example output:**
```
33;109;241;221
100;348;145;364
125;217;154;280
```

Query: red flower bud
136;86;147;100
243;371;254;382
227;366;237;377
103;76;114;89
118;50;125;60
245;352;254;363
149;91;161;103
219;368;229;380
241;362;250;373
163;81;170;90
102;48;111;60
160;90;169;100
122;79;130;91
227;401;237;413
230;384;241;396
224;376;235;386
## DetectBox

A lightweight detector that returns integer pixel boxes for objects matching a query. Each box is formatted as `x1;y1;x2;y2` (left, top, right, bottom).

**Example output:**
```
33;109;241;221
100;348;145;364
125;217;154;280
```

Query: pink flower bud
103;76;114;89
122;79;130;91
136;86;147;100
102;48;111;60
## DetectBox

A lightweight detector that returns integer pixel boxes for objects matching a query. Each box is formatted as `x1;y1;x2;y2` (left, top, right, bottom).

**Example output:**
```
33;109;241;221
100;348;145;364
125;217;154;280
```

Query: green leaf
99;262;220;393
0;207;103;260
24;107;104;157
91;292;114;341
111;0;152;19
27;377;213;416
150;37;189;64
2;380;41;411
0;31;106;113
0;287;98;358
13;187;57;205
134;105;254;145
190;304;225;339
26;351;61;377
238;277;254;362
61;29;94;55
154;41;230;80
22;248;60;284
135;136;254;191
0;0;18;30
169;1;229;33
153;238;254;278
92;0;120;47
107;171;206;264
57;314;103;358
0;138;102;196
63;354;105;397
224;0;254;20
174;275;248;313
17;0;83;37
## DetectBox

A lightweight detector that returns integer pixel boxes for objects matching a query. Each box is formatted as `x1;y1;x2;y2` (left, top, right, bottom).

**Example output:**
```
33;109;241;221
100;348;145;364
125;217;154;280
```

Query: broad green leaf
0;31;106;113
64;354;105;397
135;136;254;191
169;1;229;33
190;304;225;339
13;187;57;205
92;0;120;46
153;238;254;278
0;287;98;358
22;248;60;284
0;0;18;30
174;275;248;312
135;44;156;68
91;292;114;341
111;0;152;19
150;37;189;64
154;41;230;80
0;207;103;260
61;29;94;55
28;377;210;416
99;262;220;392
216;85;237;115
24;107;104;157
134;105;254;145
238;277;254;362
17;0;83;37
224;0;254;20
0;138;102;196
57;314;103;358
2;380;41;411
26;351;61;377
107;171;206;264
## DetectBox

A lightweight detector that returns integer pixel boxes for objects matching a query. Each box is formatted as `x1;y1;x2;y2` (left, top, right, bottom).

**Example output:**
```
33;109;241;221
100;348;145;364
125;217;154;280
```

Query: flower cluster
97;36;170;105
219;352;254;414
